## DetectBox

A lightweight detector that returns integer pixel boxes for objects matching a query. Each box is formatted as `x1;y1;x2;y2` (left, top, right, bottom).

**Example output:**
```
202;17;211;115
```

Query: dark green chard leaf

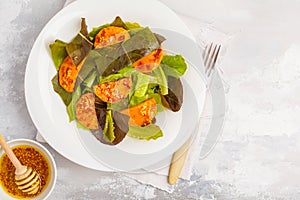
127;124;163;140
51;74;72;106
110;16;128;30
66;86;81;122
161;55;187;78
154;33;166;45
161;76;183;112
122;27;160;63
76;50;100;87
66;18;93;66
49;39;68;71
108;98;130;111
95;43;131;77
82;69;98;88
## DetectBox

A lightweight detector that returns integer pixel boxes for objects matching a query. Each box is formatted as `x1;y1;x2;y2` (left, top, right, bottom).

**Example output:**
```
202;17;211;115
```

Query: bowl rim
0;138;57;200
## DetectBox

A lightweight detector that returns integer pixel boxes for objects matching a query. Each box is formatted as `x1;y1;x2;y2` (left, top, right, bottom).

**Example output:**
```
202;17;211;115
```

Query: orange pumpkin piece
94;26;130;48
94;77;132;103
132;48;163;72
121;98;157;126
59;56;78;92
75;93;99;130
58;56;86;92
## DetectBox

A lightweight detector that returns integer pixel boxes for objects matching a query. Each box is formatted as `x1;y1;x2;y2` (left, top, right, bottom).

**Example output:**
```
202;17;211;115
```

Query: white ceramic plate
25;0;206;171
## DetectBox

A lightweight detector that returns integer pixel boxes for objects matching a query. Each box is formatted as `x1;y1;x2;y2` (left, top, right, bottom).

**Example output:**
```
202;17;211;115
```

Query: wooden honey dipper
0;135;41;195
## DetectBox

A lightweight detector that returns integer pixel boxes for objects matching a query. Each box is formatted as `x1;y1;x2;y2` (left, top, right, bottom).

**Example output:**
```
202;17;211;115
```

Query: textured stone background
1;0;300;199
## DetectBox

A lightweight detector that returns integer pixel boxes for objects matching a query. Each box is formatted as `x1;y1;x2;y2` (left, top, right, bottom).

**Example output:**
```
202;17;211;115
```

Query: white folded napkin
36;0;231;192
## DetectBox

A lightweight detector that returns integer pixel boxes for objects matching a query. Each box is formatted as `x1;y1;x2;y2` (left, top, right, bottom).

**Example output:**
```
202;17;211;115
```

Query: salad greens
49;16;188;145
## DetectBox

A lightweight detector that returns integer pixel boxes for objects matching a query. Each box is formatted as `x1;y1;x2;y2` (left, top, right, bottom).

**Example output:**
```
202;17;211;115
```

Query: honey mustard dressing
0;145;50;199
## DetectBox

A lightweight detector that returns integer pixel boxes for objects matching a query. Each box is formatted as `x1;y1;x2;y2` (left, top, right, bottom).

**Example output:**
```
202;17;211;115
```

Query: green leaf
103;110;115;142
108;98;129;111
151;66;168;95
51;74;72;106
99;65;135;84
127;124;163;140
161;55;187;78
66;86;81;122
132;72;151;97
95;43;131;77
124;22;142;30
66;18;93;66
161;76;183;112
77;121;90;130
122;27;160;63
82;69;97;88
76;50;100;87
110;16;128;29
49;40;68;71
154;33;166;45
117;65;135;76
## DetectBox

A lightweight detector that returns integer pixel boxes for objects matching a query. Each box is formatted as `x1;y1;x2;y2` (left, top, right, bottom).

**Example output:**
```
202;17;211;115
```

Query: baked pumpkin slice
121;98;157;126
94;77;132;103
94;26;130;49
58;56;86;93
132;48;163;72
75;93;99;130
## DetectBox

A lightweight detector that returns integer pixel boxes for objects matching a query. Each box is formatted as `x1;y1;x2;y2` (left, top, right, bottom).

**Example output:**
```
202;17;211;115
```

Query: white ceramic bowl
0;139;57;200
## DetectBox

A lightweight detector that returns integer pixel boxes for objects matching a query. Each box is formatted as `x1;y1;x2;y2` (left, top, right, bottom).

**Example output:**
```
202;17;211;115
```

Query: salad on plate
49;16;188;145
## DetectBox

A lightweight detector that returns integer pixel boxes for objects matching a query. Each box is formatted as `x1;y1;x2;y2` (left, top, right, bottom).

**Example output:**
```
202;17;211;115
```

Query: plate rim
24;0;202;171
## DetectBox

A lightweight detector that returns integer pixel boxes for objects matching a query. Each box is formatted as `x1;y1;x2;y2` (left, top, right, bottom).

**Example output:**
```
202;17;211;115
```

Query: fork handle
168;136;192;185
168;146;189;185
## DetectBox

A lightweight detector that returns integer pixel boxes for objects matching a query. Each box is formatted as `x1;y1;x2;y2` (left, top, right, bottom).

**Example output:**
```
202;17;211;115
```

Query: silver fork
168;43;221;185
203;43;221;78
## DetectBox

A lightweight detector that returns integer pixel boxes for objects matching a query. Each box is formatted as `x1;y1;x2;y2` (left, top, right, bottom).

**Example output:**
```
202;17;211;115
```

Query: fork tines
203;43;221;76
